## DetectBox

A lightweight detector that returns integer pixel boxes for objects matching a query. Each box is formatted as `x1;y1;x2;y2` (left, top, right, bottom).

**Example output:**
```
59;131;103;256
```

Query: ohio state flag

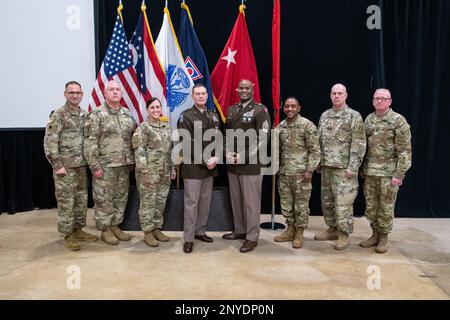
210;5;261;119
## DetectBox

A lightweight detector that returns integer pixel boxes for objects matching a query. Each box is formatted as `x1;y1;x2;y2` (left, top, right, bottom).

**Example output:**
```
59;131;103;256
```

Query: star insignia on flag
221;47;237;68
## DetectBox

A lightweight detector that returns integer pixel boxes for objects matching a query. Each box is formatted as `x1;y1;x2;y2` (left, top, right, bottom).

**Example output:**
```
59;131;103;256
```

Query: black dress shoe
183;242;193;254
195;234;213;243
222;232;246;240
240;240;257;253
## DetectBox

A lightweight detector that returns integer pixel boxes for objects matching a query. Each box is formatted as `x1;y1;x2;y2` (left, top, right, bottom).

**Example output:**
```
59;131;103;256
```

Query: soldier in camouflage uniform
360;89;412;253
315;84;366;250
133;97;176;247
44;81;98;251
274;97;321;249
83;80;137;245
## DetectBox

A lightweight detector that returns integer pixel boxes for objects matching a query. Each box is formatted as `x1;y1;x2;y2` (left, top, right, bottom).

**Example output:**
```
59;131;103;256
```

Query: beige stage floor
0;209;449;300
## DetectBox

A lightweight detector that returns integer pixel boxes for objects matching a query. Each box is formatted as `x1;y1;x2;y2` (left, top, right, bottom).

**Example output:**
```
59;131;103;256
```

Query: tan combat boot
64;232;81;251
335;230;349;250
144;231;159;247
110;225;131;241
375;233;389;253
73;228;98;241
292;228;305;249
274;224;295;242
359;229;379;248
314;227;338;241
152;228;170;242
101;226;119;245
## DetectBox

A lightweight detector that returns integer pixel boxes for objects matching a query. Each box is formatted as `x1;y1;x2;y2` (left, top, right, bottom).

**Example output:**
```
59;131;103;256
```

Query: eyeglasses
372;97;391;102
66;91;83;95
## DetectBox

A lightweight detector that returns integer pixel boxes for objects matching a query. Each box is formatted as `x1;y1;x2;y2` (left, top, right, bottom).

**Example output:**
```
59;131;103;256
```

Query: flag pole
260;0;284;231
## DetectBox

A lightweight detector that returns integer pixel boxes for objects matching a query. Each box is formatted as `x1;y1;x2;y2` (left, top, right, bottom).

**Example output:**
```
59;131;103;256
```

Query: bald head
330;83;348;109
237;79;255;103
239;79;253;86
331;83;347;93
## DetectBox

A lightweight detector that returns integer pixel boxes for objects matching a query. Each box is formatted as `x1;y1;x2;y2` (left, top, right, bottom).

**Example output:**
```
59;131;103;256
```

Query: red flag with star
210;5;261;120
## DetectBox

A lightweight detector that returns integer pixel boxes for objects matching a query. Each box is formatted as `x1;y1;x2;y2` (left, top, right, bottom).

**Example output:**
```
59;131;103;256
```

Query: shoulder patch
132;131;141;149
46;117;58;133
398;121;411;133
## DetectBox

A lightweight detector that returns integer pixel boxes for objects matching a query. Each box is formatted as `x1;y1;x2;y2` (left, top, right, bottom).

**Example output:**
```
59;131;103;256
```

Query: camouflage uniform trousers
321;167;358;235
53;166;88;236
278;174;312;229
363;175;399;234
136;173;171;232
93;165;130;230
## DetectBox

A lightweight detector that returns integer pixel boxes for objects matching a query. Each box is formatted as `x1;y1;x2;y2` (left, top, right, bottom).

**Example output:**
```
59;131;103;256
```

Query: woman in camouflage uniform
132;98;176;247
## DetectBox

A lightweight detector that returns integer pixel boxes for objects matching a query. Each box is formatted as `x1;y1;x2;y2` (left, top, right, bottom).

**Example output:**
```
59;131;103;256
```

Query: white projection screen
0;0;96;128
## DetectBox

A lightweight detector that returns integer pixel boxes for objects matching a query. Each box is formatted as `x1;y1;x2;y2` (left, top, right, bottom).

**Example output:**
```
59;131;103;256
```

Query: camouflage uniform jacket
362;108;412;180
277;115;321;176
44;104;87;170
83;103;136;171
133;119;174;177
318;105;366;173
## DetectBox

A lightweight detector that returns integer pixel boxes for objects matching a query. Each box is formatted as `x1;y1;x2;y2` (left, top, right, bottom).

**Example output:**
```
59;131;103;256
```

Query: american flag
130;5;166;116
88;15;144;123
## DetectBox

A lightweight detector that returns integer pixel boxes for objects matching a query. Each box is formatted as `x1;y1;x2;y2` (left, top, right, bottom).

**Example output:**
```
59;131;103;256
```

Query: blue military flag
178;2;223;120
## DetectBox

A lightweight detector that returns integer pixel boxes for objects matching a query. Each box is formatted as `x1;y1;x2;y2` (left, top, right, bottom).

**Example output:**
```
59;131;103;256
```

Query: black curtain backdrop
1;0;449;217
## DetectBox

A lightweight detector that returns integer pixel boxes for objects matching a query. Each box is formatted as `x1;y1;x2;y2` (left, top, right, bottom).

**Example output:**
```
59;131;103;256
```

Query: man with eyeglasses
315;83;366;250
44;81;98;251
360;88;412;253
